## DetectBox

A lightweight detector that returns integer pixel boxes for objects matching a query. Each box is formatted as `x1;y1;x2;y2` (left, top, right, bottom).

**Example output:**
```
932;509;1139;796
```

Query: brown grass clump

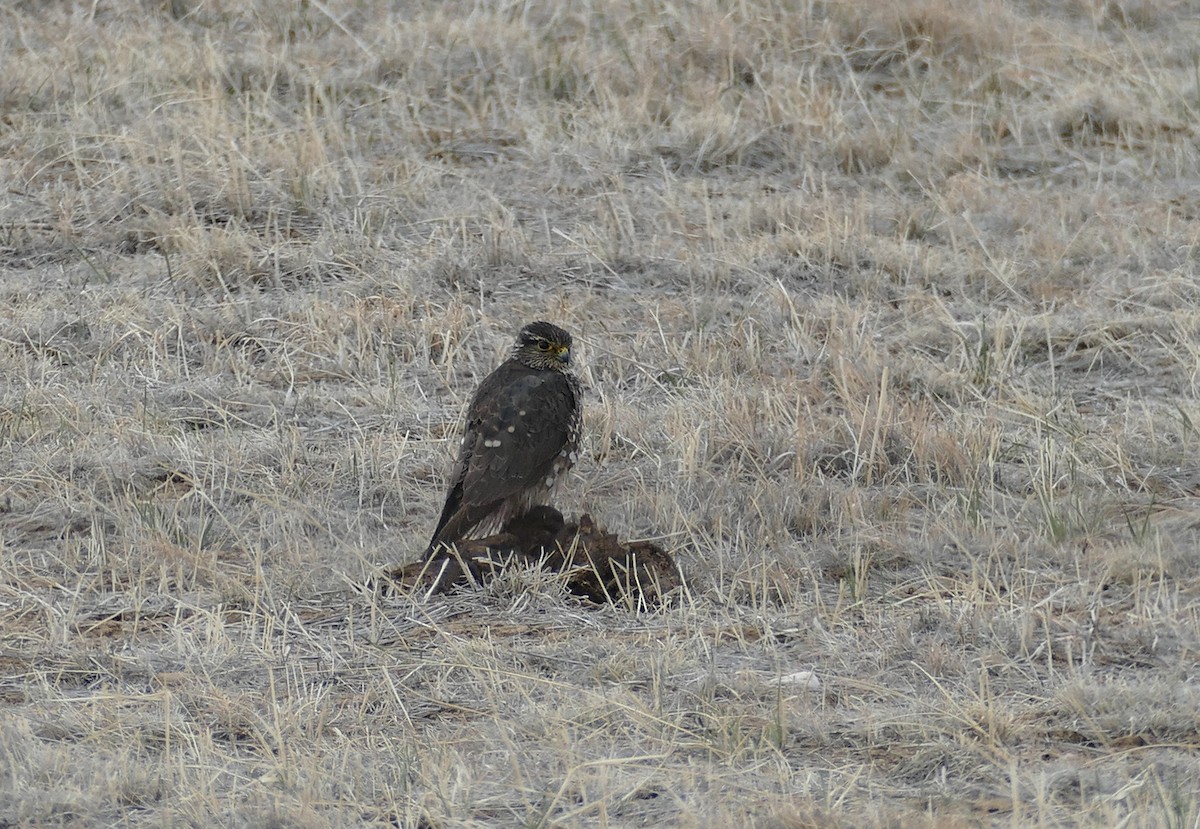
2;0;1200;826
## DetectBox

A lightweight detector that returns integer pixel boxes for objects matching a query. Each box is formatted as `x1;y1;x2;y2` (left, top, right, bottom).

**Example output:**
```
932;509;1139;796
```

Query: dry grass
2;0;1199;826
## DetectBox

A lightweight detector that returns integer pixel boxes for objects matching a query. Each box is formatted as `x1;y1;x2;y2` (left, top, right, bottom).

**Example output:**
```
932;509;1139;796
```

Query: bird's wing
457;367;577;507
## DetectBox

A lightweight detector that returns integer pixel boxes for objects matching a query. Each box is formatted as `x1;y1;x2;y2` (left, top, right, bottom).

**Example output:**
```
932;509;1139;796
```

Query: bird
425;321;581;557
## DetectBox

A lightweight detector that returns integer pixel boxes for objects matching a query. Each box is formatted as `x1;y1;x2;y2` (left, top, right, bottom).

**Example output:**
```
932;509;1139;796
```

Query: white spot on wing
544;477;555;488
506;425;515;433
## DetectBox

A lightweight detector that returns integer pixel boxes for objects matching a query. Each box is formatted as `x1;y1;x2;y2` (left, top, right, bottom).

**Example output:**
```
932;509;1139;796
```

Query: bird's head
513;321;573;371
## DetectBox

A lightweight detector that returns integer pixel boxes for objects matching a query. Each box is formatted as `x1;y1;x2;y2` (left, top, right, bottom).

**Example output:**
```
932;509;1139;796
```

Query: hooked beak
556;345;570;364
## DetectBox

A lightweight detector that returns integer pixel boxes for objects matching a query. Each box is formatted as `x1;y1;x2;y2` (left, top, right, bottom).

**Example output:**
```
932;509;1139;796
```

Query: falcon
425;321;581;556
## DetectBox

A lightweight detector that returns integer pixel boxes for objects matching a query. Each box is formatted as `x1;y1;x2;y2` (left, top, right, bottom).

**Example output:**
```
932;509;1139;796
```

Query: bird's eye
537;340;551;351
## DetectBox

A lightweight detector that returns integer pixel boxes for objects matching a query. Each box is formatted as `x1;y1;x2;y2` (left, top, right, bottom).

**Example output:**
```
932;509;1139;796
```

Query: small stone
779;670;821;690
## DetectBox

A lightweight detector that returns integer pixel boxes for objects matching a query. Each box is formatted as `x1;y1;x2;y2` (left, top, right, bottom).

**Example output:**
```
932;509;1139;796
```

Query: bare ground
1;1;1199;826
